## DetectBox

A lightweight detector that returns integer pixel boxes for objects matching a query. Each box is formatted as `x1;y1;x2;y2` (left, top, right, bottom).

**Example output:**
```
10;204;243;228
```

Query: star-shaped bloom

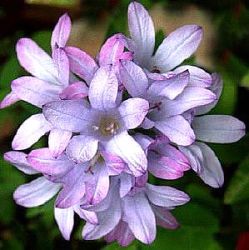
43;66;149;176
127;2;203;73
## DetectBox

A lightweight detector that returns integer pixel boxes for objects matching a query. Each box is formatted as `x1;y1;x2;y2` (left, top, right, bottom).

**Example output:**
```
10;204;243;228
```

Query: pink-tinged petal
0;92;20;109
16;38;60;84
153;25;203;72
11;76;61;108
148;155;187;180
98;34;128;66
89;66;118;111
14;177;61;207
155;115;195;146
86;164;110;205
147;70;189;100
65;46;98;84
192;115;245;143
55;165;87;208
83;189;121;240
105;221;135;247
59;81;88;100
43;99;93;132
153;206;179;229
66;135;98;163
27;148;74;176
52;48;69;86
48;129;72;157
195;142;224;188
123;191;156;244
4;151;38;175
119;98;149;129
101;151;126;176
12;114;52;150
158;87;216;117
74;206;98;224
119;173;133;198
54;207;74;240
51;13;71;50
105;132;147;177
128;2;155;67
146;184;190;207
173;65;212;87
196;73;223;115
119;60;149;97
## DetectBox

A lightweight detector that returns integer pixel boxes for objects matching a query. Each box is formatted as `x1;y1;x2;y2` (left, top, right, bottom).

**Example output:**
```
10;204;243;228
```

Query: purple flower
43;66;149;176
127;2;203;72
4;151;97;241
179;74;246;187
81;175;190;245
119;60;216;146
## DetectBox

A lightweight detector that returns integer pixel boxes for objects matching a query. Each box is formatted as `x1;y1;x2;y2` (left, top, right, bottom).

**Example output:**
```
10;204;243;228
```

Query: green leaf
224;155;249;204
211;72;238;115
31;31;52;54
0;55;22;100
0;156;25;224
102;242;138;250
240;70;249;88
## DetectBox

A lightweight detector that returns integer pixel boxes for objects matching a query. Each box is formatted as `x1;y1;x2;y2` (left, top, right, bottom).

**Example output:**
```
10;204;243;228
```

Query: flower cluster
1;2;245;246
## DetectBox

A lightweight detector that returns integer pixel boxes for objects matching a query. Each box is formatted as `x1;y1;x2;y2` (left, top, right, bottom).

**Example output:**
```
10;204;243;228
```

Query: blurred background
0;0;249;249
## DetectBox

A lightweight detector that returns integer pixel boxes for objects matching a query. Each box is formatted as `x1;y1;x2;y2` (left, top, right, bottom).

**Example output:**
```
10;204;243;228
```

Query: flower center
98;116;119;136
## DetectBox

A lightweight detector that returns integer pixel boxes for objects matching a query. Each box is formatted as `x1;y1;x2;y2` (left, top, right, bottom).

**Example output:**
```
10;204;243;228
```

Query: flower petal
153;25;203;72
51;13;71;50
158;87;216;117
153;206;179;229
105;221;135;247
28;148;74;176
43;100;93;132
83;187;121;240
88;66;118;111
4;151;38;175
146;183;190;208
147;70;189;100
11;76;61;108
55;165;87;208
98;33;130;66
74;205;98;224
12;114;52;150
54;207;74;240
52;48;69;86
192;115;245;143
119;98;149;129
198;142;224;188
119;60;149;97
59;81;88;100
173;65;212;87
105;132;147;176
66;135;98;163
195;73;223;115
48;129;72;157
64;46;98;84
0;92;20;109
16;38;60;84
123;191;156;244
128;2;155;68
14;177;61;207
155;115;195;146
